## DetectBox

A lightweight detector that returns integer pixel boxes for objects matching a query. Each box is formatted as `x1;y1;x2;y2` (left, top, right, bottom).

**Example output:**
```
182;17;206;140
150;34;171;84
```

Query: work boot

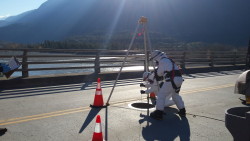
0;128;7;135
150;110;163;120
178;108;186;117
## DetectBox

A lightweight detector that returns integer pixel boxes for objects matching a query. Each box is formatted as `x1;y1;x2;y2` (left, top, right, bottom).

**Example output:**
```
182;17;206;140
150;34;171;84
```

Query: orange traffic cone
92;115;103;141
150;92;156;99
96;78;101;89
90;78;105;108
149;92;156;105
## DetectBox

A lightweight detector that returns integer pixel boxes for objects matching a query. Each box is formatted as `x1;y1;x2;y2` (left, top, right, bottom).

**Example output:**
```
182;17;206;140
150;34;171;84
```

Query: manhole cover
128;102;155;110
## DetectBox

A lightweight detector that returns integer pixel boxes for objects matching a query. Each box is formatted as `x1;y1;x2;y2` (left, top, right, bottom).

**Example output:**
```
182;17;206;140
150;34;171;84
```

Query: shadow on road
0;78;142;100
78;106;109;141
81;82;93;90
0;70;242;100
79;108;101;133
184;70;242;79
139;107;190;141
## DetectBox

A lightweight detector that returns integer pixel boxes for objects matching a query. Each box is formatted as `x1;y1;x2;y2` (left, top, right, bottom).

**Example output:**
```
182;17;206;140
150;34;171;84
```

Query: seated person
0;63;11;73
0;57;21;78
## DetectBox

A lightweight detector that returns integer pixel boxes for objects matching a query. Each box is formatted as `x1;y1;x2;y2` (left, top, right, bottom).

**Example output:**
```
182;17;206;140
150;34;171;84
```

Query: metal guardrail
0;48;247;78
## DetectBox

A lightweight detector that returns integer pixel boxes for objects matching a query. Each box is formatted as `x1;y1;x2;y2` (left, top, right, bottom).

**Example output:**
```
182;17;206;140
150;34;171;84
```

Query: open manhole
128;102;155;110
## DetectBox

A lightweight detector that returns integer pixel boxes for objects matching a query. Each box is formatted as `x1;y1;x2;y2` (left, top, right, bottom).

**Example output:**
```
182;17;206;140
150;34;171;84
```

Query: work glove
140;90;146;94
140;83;145;87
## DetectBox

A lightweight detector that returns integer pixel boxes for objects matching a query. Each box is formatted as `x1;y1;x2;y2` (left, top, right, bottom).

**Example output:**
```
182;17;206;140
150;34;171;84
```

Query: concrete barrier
0;65;245;89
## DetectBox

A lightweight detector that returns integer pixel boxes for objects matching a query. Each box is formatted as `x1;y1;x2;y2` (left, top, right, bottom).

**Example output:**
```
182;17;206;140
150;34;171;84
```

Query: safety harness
162;57;183;93
149;70;164;88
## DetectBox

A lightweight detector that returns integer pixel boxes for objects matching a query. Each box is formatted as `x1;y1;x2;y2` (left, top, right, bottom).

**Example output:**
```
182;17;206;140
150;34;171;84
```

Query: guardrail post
94;52;100;73
22;49;29;78
180;51;186;70
209;51;214;67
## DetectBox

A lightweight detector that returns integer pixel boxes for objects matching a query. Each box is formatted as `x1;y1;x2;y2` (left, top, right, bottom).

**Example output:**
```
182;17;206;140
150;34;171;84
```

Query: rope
186;113;225;122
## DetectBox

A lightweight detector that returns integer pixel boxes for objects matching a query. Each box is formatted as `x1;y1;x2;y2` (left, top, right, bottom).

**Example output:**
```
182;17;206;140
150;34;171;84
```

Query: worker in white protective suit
140;71;160;95
149;50;186;120
140;71;175;107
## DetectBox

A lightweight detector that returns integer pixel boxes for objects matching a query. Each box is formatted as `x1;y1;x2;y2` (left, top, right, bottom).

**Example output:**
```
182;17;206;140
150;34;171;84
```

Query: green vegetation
0;32;247;51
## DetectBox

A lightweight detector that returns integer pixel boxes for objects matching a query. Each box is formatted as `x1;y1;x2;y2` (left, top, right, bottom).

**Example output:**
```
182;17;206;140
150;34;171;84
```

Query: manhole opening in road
128;102;155;110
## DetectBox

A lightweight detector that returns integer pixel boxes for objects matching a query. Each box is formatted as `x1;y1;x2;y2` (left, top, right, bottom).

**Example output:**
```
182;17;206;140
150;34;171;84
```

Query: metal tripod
106;16;152;106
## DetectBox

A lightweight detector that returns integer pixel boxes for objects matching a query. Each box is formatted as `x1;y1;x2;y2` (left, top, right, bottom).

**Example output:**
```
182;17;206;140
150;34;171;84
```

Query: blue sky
0;0;47;20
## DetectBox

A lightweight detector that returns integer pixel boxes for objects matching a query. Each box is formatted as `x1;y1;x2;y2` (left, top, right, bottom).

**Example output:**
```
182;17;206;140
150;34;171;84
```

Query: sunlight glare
102;0;126;49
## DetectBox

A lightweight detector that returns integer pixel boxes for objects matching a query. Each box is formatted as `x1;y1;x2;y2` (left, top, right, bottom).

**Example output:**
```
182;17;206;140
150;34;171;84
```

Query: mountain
0;10;33;27
0;0;249;46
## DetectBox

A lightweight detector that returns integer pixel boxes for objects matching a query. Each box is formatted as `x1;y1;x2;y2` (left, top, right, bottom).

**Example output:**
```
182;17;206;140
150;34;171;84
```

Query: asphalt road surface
0;70;246;141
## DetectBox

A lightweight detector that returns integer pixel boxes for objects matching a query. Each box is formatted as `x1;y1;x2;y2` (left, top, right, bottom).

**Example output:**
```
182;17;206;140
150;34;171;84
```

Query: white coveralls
143;72;175;107
154;55;185;111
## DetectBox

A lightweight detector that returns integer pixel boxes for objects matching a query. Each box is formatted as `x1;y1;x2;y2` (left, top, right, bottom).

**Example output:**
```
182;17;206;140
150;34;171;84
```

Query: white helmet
142;71;151;81
150;50;164;61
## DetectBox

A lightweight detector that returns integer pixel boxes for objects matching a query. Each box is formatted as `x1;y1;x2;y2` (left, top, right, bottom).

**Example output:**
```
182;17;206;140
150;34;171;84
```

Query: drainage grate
130;102;155;109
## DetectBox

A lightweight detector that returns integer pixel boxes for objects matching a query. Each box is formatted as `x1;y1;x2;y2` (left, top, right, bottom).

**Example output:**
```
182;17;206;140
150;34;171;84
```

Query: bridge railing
0;48;247;78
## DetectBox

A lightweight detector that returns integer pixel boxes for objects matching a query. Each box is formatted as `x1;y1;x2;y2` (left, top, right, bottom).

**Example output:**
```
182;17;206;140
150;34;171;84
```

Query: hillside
0;0;249;46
